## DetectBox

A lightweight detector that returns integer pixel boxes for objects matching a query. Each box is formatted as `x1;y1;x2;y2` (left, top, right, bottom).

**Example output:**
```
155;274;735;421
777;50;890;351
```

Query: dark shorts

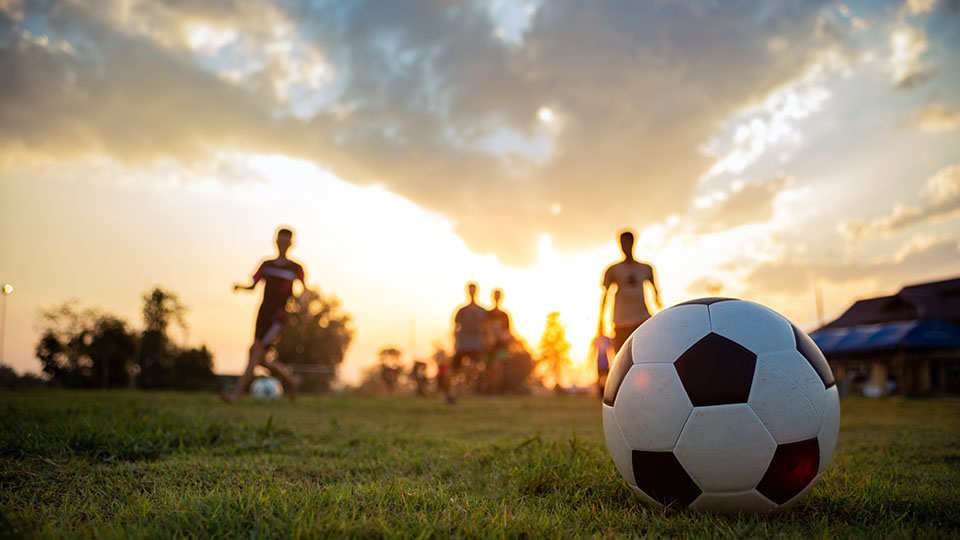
613;319;648;354
485;342;509;364
255;304;286;345
451;349;482;370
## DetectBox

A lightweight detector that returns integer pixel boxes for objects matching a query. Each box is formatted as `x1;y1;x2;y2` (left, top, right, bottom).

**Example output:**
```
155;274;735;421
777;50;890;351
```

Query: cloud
0;7;315;162
842;163;960;240
907;0;938;15
745;235;960;294
904;103;960;132
1;0;848;265
695;176;790;233
888;21;935;89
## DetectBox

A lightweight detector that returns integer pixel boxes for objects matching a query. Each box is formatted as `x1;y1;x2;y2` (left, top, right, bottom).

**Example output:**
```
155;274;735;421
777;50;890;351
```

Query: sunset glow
1;1;958;387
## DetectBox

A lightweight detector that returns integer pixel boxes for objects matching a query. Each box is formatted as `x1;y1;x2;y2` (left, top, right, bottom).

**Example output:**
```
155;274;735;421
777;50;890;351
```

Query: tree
377;347;403;392
86;315;136;389
35;289;215;390
273;289;353;392
138;286;216;390
35;302;134;389
502;338;536;392
355;347;413;395
171;345;216;390
137;287;188;389
538;311;571;387
136;287;215;390
142;287;188;337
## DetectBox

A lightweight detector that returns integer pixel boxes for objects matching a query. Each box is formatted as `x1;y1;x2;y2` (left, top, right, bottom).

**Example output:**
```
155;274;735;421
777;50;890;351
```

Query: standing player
441;283;487;403
484;288;512;395
220;227;305;403
590;330;614;398
598;230;663;354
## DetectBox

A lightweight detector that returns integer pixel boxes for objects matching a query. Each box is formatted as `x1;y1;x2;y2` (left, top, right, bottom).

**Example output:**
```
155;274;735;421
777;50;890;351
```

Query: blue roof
810;319;960;356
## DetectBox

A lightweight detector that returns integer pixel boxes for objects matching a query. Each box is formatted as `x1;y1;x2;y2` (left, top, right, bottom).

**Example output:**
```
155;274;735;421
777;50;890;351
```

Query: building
810;277;960;396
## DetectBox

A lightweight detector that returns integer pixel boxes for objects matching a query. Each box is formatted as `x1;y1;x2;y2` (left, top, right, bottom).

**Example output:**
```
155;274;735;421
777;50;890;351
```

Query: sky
1;0;959;385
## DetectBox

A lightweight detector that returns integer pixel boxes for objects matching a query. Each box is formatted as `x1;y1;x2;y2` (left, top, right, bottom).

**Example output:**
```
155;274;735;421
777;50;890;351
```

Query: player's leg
612;323;640;354
489;353;504;395
597;368;609;398
442;351;463;404
221;308;271;403
220;340;266;403
261;356;302;401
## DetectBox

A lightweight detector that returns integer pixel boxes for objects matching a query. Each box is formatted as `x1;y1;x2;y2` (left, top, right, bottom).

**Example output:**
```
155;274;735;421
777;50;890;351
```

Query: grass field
1;391;958;539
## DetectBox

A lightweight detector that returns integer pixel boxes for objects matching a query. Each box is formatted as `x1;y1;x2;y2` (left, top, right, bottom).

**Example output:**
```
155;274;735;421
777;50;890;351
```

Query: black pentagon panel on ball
673;297;738;307
673;333;757;407
756;437;820;505
631;450;702;509
791;324;836;389
602;333;636;406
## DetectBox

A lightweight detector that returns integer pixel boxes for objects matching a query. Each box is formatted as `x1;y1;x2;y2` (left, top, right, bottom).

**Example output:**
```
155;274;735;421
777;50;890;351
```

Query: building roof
811;319;960;356
821;276;960;330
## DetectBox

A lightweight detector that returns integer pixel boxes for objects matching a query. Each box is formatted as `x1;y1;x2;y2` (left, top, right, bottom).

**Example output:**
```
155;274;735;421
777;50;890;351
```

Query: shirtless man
599;230;663;353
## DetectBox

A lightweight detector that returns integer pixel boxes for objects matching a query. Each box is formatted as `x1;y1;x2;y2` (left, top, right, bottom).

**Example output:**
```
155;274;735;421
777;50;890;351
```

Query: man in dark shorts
598;230;663;353
440;283;487;403
221;227;306;403
483;288;512;395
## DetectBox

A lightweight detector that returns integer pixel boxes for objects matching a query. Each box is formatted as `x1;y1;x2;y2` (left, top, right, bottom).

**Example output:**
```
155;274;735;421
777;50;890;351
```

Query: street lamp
1;283;12;369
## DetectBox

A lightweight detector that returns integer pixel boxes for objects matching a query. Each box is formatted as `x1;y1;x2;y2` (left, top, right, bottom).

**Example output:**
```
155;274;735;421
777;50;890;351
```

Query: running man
221;227;305;403
483;288;512;395
598;230;663;353
441;283;487;403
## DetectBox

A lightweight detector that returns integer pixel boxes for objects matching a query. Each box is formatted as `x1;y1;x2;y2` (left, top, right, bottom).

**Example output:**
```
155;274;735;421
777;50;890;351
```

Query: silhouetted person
221;227;305;403
484;288;512;395
599;230;663;353
591;331;614;398
441;283;487;403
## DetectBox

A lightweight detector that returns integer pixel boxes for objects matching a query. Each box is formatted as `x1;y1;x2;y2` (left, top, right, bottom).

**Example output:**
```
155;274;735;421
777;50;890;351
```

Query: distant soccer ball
250;376;284;401
602;298;840;513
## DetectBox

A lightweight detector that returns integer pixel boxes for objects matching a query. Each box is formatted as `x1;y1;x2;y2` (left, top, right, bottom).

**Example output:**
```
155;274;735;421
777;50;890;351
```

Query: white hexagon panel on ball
629;304;711;364
674;404;777;492
709;300;796;355
614;363;694;451
748;350;828;443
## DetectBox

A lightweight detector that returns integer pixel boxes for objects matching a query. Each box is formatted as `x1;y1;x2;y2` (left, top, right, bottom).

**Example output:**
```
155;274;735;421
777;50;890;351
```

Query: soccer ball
602;298;840;513
250;376;284;401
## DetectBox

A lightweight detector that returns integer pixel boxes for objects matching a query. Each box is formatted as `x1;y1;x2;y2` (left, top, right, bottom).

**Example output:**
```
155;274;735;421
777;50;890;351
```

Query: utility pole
814;282;824;328
408;317;416;362
0;283;12;369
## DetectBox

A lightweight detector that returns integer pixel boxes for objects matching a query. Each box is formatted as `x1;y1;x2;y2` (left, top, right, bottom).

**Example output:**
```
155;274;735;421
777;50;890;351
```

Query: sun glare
538;106;555;123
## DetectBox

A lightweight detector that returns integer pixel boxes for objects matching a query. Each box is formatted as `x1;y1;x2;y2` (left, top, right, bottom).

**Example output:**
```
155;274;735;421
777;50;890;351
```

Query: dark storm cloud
0;0;842;264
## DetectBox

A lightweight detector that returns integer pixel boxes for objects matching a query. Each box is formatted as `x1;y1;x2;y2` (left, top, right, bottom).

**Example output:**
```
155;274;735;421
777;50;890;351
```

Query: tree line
358;310;573;395
26;286;352;391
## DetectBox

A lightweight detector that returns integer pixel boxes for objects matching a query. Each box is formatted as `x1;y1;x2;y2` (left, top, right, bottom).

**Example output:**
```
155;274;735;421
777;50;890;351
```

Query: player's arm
295;266;314;309
648;266;663;310
233;279;259;292
234;262;265;292
598;268;613;333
